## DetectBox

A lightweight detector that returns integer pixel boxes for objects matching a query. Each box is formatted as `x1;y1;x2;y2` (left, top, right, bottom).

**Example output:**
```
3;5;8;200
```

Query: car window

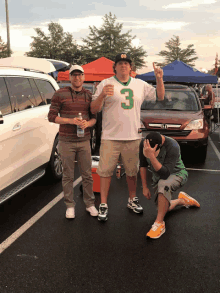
5;77;36;111
29;78;46;106
141;90;199;111
0;77;12;115
35;79;56;104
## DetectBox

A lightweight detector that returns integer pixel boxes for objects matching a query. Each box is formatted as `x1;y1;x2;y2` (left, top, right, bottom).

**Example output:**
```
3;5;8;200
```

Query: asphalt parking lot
0;131;220;293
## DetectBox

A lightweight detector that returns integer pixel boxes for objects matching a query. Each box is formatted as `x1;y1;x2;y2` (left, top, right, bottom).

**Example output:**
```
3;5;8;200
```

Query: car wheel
46;136;63;180
195;145;207;163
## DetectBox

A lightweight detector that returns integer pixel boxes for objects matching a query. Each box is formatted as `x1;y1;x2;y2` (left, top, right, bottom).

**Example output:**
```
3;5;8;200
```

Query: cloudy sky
0;0;219;73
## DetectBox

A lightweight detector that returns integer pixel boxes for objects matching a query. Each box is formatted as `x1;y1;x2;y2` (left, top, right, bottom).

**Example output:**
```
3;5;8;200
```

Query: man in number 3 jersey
91;53;165;221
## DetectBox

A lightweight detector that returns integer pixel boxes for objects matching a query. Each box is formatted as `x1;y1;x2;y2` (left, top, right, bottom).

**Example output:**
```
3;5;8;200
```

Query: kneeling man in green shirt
139;132;200;239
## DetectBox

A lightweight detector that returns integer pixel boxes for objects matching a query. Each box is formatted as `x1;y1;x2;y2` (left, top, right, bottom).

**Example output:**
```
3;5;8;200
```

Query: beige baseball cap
69;65;84;74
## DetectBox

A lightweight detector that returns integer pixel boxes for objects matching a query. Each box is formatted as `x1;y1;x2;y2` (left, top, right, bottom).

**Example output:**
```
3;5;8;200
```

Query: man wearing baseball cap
48;65;98;219
91;53;165;222
139;131;200;239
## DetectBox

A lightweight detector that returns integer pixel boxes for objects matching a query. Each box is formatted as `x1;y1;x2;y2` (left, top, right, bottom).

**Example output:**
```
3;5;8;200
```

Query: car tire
195;145;207;163
46;136;63;180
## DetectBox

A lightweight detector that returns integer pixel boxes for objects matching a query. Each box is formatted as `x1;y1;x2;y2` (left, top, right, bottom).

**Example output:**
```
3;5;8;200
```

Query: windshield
141;90;199;111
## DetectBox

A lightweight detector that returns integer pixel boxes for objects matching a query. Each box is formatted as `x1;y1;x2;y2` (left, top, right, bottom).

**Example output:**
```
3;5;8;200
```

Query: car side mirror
203;105;212;110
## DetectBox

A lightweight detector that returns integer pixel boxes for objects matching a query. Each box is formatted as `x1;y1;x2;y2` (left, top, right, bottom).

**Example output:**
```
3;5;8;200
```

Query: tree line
0;12;219;74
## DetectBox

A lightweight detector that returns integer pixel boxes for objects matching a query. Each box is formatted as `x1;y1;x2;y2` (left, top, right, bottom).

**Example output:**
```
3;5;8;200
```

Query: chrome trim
149;123;181;129
0;170;45;204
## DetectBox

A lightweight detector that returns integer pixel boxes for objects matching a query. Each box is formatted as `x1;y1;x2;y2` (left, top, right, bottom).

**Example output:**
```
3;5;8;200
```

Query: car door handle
13;122;21;131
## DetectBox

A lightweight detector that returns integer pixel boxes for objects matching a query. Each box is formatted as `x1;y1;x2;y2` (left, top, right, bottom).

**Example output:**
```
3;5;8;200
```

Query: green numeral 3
121;89;134;109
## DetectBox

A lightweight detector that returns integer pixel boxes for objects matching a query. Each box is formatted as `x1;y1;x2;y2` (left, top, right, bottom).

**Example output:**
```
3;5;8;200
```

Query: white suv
0;57;63;204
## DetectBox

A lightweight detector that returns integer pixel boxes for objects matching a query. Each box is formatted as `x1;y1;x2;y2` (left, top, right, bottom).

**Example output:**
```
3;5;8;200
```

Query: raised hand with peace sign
153;62;163;80
152;62;165;101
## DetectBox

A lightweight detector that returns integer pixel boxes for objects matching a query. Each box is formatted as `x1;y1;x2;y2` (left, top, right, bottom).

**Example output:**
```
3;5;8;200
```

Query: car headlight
184;119;203;130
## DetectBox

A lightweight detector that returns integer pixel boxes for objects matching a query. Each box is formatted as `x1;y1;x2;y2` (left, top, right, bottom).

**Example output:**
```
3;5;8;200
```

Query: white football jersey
92;76;156;140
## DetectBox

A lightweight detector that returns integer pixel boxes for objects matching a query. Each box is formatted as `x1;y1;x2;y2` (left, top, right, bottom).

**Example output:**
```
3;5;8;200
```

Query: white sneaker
66;207;75;219
86;205;98;216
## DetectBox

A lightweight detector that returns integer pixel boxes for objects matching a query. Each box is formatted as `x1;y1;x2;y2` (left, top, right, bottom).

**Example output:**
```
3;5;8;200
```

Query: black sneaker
98;203;108;221
127;197;143;214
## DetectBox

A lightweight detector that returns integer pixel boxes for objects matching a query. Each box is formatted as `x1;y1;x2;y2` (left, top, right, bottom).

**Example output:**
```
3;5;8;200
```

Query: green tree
81;12;147;69
157;35;198;67
26;22;82;64
0;36;12;58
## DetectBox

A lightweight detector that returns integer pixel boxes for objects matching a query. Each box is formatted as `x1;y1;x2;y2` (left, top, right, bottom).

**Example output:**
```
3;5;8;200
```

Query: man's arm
54;116;80;125
143;139;179;180
55;117;96;129
148;154;162;172
153;62;165;101
79;118;97;130
140;167;152;200
48;92;79;125
91;84;114;114
90;92;105;114
156;78;165;101
140;167;148;188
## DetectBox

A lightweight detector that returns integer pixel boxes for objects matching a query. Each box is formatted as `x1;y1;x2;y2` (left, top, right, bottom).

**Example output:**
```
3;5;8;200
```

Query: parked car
0;57;63;205
140;84;211;163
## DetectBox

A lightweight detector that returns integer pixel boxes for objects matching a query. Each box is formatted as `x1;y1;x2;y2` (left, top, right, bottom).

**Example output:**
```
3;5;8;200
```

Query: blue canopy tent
136;60;218;84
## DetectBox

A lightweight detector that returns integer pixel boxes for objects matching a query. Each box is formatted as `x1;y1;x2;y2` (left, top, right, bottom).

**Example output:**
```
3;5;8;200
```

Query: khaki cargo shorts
154;174;184;205
97;139;141;177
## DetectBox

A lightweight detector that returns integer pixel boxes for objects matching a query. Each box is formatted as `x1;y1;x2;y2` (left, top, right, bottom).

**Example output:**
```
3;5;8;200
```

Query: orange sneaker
178;191;200;208
146;221;165;239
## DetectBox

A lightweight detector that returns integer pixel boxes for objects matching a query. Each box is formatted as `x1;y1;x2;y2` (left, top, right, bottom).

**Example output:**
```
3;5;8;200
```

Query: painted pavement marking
0;177;82;255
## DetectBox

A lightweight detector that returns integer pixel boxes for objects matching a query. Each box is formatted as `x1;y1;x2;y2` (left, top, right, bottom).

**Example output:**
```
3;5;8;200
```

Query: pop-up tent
58;57;115;82
136;60;218;84
58;56;137;81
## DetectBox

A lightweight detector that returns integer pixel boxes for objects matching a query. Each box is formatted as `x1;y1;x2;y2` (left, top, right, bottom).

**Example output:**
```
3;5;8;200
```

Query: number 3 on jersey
121;89;134;110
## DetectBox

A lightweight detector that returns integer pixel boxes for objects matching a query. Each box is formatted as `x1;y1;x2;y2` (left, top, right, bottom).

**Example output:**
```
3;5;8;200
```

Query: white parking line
209;136;220;161
0;177;82;255
186;168;220;173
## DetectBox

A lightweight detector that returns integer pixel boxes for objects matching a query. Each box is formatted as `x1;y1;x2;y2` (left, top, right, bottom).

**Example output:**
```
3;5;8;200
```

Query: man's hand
143;186;151;200
153;62;163;80
79;120;89;130
68;118;89;129
143;139;158;159
102;84;114;97
68;117;81;125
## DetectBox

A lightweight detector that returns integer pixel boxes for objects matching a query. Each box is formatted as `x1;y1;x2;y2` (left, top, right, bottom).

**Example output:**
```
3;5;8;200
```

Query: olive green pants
58;140;95;208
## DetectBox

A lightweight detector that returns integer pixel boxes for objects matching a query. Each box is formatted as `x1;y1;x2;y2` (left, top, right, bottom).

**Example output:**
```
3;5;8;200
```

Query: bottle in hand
77;113;84;137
